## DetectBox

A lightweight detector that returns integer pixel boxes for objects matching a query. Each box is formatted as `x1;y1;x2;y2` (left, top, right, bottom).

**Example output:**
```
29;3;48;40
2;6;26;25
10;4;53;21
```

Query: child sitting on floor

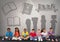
48;27;58;42
5;28;13;40
30;29;37;41
41;28;48;41
37;29;43;41
12;27;21;40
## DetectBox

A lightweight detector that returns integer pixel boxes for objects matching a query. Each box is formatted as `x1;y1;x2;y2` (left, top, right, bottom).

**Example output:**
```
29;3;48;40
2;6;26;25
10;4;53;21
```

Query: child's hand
52;34;54;35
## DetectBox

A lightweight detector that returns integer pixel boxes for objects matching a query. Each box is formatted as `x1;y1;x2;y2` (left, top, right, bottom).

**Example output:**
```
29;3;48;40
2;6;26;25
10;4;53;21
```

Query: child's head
49;27;53;32
7;28;11;32
24;28;27;32
32;29;35;33
41;28;46;32
37;29;41;32
15;27;19;32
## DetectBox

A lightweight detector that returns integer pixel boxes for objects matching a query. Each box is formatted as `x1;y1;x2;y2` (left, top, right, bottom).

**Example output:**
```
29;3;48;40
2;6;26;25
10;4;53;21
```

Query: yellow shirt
22;31;29;37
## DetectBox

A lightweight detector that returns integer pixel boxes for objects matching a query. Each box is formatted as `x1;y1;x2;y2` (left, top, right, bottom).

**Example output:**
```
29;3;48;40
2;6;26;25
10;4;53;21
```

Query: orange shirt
14;32;20;37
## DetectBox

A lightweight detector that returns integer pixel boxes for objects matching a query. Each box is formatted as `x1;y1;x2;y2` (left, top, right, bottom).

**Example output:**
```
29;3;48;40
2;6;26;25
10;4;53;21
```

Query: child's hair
15;27;20;35
7;28;10;30
50;27;53;29
41;28;45;32
24;28;26;30
32;29;35;31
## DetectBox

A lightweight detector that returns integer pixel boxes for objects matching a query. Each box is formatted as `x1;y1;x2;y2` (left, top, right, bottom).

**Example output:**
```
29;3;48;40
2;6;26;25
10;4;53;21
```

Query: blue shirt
6;31;13;38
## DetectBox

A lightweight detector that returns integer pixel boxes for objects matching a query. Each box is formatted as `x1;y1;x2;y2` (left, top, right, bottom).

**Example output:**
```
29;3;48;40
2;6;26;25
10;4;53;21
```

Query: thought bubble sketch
36;4;58;12
7;16;20;26
51;15;57;32
26;19;31;33
2;2;17;15
41;15;46;29
22;3;33;15
7;17;14;26
32;17;38;31
13;16;20;26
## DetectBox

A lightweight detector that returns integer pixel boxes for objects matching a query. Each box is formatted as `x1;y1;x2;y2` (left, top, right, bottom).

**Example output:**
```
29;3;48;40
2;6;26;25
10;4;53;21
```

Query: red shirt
14;32;20;37
30;32;36;37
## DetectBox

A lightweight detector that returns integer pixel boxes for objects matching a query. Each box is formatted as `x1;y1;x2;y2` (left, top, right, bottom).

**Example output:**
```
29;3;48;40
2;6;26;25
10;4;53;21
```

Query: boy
5;28;13;40
21;28;29;40
30;29;37;41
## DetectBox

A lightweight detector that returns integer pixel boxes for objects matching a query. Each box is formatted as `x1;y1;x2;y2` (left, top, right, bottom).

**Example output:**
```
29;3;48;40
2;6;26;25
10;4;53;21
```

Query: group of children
3;27;58;42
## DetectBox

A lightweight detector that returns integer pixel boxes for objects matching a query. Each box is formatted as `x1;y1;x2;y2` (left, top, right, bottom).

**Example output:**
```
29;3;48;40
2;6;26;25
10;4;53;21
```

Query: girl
37;29;43;41
12;27;21;40
21;28;29;40
48;27;58;42
41;28;48;40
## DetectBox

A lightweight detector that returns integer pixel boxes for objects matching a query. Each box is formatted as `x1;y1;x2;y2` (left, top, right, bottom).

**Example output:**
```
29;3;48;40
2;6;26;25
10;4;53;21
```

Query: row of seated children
3;27;58;42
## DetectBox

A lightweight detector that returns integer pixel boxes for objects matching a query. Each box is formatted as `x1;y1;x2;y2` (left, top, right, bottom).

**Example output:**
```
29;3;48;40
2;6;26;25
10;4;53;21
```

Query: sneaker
41;39;43;41
52;39;54;42
34;39;37;41
55;39;58;42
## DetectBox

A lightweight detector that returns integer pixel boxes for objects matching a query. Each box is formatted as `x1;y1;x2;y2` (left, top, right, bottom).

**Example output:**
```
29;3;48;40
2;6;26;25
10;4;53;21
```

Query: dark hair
50;27;53;29
41;28;45;32
32;29;35;30
24;28;26;30
15;27;20;36
7;28;10;30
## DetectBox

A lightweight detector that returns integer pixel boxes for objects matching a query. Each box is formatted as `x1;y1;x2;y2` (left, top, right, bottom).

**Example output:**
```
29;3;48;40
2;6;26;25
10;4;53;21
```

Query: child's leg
38;36;43;41
17;37;22;40
25;36;29;40
49;35;55;41
42;37;46;41
53;36;58;41
12;37;17;40
51;35;58;41
30;36;37;41
30;36;33;40
34;37;37;41
5;36;8;39
55;39;58;41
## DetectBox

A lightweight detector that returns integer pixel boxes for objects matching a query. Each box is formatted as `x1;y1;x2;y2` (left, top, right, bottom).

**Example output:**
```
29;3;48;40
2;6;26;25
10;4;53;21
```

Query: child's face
7;29;10;32
32;30;35;33
24;29;26;32
43;29;46;32
38;29;41;32
15;29;18;32
50;29;53;32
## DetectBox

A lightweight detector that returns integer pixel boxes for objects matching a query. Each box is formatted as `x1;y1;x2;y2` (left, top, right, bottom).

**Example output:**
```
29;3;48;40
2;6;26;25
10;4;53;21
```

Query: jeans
30;36;37;41
49;35;56;40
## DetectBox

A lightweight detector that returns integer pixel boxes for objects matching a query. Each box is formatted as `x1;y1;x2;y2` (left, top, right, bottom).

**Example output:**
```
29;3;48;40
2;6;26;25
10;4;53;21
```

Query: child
21;28;29;40
41;28;48;40
48;27;58;42
30;29;37;41
5;28;13;40
37;29;43;41
12;27;21;40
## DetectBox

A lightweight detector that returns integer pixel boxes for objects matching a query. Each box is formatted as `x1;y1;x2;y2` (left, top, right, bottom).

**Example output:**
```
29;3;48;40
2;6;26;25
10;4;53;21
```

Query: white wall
0;0;60;36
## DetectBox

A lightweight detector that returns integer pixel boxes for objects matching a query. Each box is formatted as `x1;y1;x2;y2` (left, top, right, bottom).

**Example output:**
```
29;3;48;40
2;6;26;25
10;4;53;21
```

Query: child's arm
6;32;8;37
10;32;13;37
52;33;55;35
